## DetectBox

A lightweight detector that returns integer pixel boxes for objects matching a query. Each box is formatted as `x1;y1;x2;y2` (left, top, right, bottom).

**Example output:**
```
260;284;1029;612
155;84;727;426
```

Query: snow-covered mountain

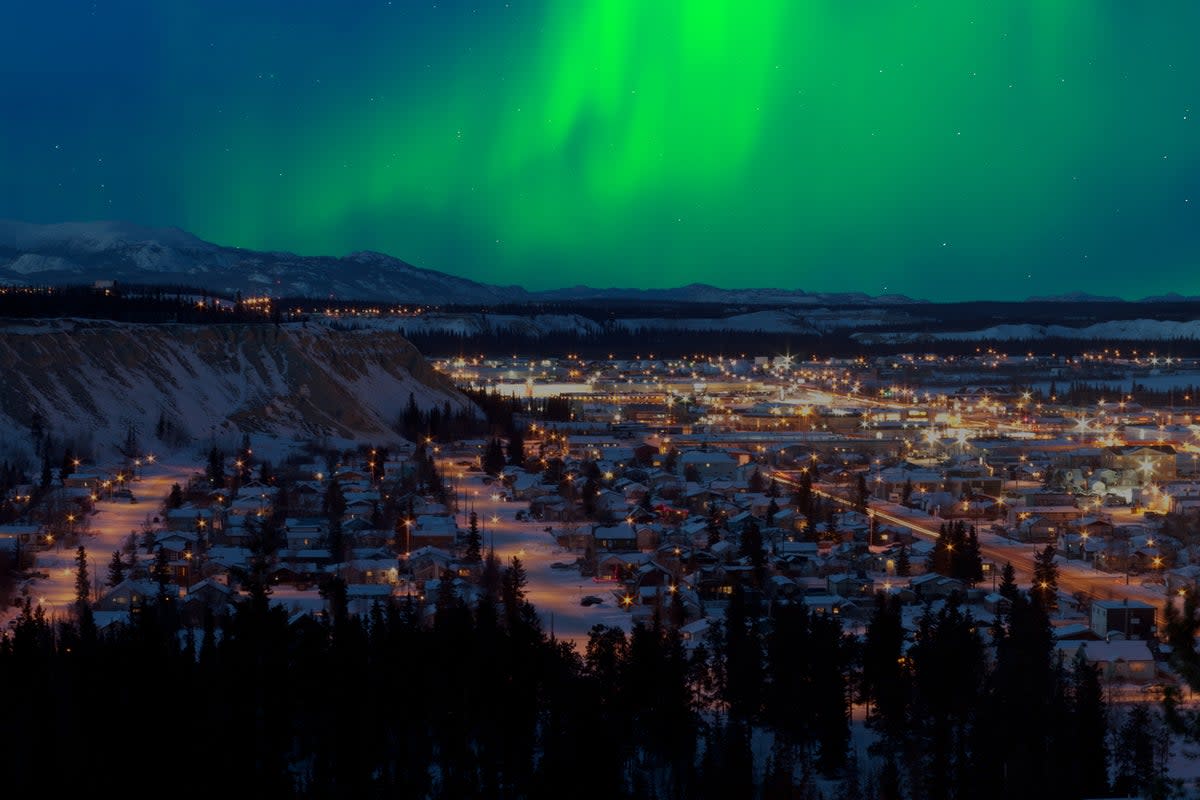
0;220;526;305
0;220;920;306
0;318;466;460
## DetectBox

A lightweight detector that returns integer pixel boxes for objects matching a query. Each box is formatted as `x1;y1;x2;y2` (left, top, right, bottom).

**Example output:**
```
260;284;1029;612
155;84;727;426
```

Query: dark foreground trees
0;581;1134;799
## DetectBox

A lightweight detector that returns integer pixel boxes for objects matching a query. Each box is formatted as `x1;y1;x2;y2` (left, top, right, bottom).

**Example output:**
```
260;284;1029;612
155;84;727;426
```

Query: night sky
2;1;1198;299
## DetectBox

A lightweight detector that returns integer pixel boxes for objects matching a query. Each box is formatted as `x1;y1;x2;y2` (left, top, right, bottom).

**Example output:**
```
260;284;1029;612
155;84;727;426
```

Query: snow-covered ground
440;464;634;649
6;461;195;627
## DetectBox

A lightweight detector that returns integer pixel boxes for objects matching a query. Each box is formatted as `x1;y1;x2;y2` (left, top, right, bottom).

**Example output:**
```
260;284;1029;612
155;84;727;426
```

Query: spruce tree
74;545;90;605
107;550;126;587
953;524;984;586
862;593;908;738
166;483;183;509
1032;545;1059;611
998;561;1019;601
853;473;870;512
895;545;911;578
1069;650;1109;798
483;438;506;476
506;428;525;466
501;556;528;628
206;446;224;487
464;511;482;563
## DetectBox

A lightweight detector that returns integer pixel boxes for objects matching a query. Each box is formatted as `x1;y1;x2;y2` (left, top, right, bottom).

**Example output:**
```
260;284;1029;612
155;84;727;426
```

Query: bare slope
0;320;465;456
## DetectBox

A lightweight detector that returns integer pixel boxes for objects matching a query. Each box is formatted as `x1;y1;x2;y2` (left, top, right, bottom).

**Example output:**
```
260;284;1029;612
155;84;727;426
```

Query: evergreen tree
107;550;126;587
811;610;850;775
206;446;224;487
926;523;954;576
151;545;172;597
721;586;763;720
1068;650;1109;798
580;478;600;518
483;437;506;475
1113;707;1169;798
862;593;908;739
738;519;766;586
952;524;984;586
166;483;184;509
326;517;345;564
901;478;914;505
1032;545;1059;611
998;561;1019;601
853;473;870;512
322;480;346;520
794;468;814;519
506;428;525;466
748;468;766;493
74;545;90;606
895;545;911;578
501;556;529;629
464;511;482;563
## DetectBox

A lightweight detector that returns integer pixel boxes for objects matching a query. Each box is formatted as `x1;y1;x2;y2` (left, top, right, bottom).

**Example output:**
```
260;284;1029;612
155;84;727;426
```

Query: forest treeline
1;561;1193;799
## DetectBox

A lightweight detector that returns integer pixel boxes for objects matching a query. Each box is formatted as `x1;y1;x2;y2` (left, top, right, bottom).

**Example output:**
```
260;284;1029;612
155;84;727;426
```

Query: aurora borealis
2;1;1198;299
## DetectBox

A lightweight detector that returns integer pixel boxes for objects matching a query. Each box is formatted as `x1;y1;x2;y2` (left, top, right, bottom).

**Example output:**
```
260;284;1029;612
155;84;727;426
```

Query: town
3;344;1200;795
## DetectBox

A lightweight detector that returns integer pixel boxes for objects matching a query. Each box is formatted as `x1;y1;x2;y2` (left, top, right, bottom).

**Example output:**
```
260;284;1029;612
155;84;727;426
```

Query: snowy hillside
0;319;466;460
853;318;1200;344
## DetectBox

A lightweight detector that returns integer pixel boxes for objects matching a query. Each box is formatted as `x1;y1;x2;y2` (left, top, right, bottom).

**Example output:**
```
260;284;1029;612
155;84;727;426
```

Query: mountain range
0;220;922;306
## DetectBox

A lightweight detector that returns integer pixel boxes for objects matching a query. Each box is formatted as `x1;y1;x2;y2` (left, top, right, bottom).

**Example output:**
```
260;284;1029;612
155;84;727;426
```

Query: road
772;472;1168;621
13;462;193;624
443;463;633;649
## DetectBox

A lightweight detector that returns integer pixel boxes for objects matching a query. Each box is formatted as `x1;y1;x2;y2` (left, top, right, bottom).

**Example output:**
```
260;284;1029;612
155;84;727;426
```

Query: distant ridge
0;220;921;306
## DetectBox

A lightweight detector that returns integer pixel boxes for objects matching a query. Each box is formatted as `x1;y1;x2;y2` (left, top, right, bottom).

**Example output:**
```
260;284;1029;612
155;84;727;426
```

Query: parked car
581;595;604;607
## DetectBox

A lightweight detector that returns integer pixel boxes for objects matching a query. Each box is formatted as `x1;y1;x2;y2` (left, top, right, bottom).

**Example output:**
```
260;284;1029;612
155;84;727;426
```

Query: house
804;594;850;616
1102;445;1177;482
181;579;234;625
910;573;966;599
0;523;43;550
411;515;458;549
338;558;400;585
97;579;161;611
593;524;639;552
679;618;711;648
166;507;223;534
1056;640;1156;683
596;552;651;582
406;546;455;582
827;572;876;599
1090;599;1157;640
284;518;326;550
678;449;738;480
983;592;1012;616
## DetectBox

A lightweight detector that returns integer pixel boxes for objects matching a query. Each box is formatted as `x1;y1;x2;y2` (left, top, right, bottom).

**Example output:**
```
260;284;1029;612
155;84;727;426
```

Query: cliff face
0;320;466;457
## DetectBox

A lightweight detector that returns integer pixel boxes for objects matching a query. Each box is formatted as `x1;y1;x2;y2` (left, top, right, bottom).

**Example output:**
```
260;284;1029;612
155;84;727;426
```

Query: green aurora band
3;1;1198;299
